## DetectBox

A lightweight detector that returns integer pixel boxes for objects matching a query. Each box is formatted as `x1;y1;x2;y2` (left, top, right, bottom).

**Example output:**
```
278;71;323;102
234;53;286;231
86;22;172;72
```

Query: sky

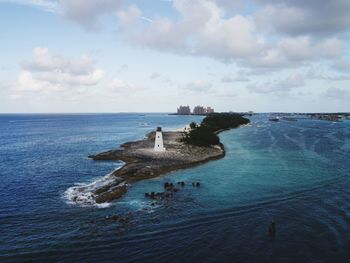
0;0;350;113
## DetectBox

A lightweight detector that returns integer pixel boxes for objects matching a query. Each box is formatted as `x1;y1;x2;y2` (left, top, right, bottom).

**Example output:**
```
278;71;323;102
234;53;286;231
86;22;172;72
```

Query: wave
64;167;124;208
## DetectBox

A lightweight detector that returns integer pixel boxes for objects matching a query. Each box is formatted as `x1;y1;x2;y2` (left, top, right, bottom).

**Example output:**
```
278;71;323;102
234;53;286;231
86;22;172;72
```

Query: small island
87;113;250;204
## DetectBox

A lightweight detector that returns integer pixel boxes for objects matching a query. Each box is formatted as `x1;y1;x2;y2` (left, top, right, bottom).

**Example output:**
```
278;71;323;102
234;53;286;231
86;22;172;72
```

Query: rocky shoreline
87;131;225;204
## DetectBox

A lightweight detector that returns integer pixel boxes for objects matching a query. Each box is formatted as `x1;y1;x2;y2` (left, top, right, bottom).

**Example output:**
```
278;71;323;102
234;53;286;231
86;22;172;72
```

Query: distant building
206;107;214;114
177;105;214;115
193;105;206;115
177;105;191;115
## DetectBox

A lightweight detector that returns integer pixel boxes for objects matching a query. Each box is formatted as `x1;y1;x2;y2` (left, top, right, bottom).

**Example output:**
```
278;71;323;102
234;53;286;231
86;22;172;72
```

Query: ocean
1;113;350;262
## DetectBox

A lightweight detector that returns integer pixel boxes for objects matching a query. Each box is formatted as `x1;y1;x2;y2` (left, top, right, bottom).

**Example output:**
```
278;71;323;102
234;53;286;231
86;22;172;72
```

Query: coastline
86;130;225;203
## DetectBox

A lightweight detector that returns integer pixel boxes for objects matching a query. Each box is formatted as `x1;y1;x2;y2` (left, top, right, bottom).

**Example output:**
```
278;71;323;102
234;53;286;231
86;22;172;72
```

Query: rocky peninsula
88;131;225;203
83;113;250;204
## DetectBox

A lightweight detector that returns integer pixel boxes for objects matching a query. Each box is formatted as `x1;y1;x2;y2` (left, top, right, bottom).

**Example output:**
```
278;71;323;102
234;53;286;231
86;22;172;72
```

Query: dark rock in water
164;182;170;188
196;182;200;187
95;185;127;204
111;215;119;221
268;221;276;237
145;193;149;198
118;217;128;224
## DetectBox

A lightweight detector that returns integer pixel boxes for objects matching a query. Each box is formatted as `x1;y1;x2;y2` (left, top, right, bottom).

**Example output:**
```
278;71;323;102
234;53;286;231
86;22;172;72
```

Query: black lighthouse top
156;127;162;132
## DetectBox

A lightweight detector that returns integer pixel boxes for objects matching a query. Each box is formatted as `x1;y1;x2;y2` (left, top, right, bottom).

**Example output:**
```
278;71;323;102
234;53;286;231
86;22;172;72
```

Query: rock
178;181;185;186
268;221;276;237
196;182;200;187
111;215;119;221
95;185;127;204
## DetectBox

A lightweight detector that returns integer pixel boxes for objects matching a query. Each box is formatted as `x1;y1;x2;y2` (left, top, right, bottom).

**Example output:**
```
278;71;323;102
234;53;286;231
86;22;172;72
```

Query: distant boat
269;116;280;122
139;122;149;127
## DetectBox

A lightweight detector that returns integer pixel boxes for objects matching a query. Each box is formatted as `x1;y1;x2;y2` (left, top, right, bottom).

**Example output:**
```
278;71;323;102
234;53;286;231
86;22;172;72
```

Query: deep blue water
1;113;350;262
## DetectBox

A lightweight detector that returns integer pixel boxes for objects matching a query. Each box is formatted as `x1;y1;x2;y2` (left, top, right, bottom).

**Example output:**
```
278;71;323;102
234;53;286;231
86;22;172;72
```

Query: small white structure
154;127;166;152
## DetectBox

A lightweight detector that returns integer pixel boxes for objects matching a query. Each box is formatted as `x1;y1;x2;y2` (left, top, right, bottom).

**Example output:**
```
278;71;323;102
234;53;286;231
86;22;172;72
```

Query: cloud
186;80;212;92
332;59;350;73
150;72;161;79
115;0;346;70
246;74;304;95
221;75;250;83
116;4;141;29
15;47;104;93
306;68;350;81
254;0;350;36
109;78;138;93
0;0;59;12
324;87;350;100
1;0;126;29
122;1;266;61
61;0;126;30
4;0;349;73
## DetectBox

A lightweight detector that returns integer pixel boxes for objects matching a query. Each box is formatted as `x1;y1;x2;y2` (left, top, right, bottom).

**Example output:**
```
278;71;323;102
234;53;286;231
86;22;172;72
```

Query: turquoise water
1;113;350;262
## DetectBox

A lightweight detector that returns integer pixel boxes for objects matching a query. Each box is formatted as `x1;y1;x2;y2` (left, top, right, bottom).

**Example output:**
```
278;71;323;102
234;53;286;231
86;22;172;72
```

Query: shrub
183;126;220;146
202;113;250;132
182;113;250;147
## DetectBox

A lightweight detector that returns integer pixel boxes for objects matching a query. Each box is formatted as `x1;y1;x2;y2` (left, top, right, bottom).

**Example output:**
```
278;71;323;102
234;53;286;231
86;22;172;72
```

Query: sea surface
1;113;350;262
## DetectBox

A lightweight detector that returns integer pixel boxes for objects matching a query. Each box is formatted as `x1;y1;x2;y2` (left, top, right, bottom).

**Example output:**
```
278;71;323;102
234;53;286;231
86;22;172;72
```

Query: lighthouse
154;127;166;152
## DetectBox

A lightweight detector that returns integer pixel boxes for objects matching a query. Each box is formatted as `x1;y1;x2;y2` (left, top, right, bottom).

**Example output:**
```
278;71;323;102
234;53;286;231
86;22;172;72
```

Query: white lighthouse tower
154;127;166;152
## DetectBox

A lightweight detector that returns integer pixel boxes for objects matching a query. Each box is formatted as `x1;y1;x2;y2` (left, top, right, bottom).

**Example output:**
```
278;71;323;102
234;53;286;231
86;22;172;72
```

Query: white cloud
221;75;250;83
254;0;350;36
186;80;212;92
306;68;350;81
150;72;161;79
109;78;138;93
0;0;59;12
247;74;305;95
115;0;346;70
278;36;343;61
116;4;141;29
15;47;104;93
325;87;350;101
332;59;350;73
61;0;125;30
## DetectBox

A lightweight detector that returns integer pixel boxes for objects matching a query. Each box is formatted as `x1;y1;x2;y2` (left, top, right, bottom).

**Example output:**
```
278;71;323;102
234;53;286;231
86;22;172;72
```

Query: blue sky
0;0;350;113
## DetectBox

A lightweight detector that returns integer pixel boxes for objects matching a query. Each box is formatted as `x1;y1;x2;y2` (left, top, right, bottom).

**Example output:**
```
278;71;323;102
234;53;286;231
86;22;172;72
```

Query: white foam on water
64;167;124;208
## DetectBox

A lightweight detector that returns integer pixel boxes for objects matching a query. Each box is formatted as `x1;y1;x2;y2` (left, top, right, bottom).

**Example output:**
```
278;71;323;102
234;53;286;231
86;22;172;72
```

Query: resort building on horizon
176;105;215;115
177;105;191;115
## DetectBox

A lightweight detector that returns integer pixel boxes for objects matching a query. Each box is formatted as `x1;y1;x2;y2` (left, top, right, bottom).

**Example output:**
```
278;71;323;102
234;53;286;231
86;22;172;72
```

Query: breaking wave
64;167;124;208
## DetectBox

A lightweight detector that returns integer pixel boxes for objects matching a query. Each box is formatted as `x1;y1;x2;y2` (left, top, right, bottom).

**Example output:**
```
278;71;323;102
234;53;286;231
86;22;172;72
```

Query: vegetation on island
182;113;250;147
